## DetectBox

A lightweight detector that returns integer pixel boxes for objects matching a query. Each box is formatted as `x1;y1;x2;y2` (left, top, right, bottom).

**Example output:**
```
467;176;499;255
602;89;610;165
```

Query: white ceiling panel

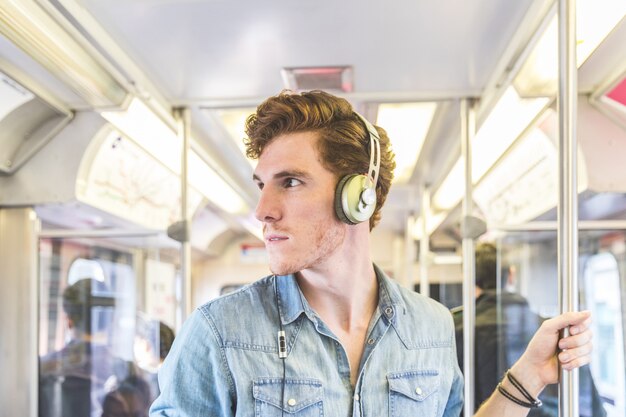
78;0;535;101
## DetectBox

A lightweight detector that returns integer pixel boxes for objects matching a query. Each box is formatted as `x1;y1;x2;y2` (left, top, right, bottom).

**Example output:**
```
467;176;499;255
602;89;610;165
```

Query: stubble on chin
266;219;346;276
267;250;299;276
268;260;289;276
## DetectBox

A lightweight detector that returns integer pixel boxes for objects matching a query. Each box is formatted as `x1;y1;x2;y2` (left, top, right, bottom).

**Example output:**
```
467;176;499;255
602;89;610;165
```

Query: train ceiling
1;0;626;249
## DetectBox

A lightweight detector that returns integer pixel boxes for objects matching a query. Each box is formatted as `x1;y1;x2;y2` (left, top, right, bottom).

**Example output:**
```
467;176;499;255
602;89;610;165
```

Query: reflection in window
584;252;625;417
38;239;137;417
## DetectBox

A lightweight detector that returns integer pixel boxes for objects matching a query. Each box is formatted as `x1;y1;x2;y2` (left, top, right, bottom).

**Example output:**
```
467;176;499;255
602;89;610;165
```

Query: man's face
253;131;346;275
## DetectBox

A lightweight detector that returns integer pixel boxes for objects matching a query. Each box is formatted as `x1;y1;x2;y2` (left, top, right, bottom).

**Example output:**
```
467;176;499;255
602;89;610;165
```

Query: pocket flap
253;378;323;413
387;370;439;401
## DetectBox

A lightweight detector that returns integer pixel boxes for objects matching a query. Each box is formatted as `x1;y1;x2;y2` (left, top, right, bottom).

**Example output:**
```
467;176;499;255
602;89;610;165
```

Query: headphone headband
354;113;381;189
333;113;382;225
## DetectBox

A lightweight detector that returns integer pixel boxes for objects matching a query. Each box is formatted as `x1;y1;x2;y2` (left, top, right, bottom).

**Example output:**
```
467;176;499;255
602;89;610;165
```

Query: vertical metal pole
461;98;476;415
175;107;193;320
557;0;579;416
133;248;147;313
419;187;430;298
0;208;39;417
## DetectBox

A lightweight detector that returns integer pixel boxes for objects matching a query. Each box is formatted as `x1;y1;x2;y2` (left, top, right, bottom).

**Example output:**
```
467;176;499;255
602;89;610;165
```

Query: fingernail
560;353;570;361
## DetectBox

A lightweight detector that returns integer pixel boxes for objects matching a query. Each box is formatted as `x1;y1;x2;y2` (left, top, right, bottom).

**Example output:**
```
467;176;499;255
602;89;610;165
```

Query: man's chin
269;266;292;276
269;260;298;276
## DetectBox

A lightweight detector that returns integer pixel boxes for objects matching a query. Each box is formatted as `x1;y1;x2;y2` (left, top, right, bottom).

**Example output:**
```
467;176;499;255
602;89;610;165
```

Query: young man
150;91;592;417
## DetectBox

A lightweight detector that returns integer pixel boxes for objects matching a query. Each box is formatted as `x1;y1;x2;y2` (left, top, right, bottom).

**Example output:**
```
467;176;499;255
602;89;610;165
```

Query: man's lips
265;234;289;243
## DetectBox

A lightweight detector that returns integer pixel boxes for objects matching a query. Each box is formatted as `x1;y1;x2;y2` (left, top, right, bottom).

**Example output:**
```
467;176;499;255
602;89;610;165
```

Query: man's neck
295;229;378;333
299;265;378;329
294;228;379;387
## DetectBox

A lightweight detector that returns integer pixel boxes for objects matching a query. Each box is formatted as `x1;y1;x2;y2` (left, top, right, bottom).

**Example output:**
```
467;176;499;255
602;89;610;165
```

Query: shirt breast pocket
253;378;323;416
387;370;440;417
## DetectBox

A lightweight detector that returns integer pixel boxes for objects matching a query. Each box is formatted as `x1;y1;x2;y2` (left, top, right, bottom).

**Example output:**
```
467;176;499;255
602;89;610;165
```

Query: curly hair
244;90;396;230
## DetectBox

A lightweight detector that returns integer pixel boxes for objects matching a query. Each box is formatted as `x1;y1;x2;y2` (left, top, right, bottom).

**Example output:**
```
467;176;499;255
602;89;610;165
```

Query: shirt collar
275;264;407;326
274;274;312;325
374;264;407;324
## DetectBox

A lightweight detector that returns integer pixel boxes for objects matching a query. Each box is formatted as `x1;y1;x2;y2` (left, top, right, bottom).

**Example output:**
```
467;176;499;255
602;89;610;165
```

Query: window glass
453;232;615;417
583;250;625;417
38;237;174;417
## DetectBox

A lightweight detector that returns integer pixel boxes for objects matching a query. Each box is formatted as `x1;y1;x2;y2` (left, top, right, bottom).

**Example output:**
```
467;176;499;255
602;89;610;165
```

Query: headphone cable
274;277;286;417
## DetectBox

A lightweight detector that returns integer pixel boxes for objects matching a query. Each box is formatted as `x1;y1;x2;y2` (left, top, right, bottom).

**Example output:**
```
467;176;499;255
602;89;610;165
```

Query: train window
459;236;612;417
67;258;106;285
38;239;141;417
583;252;625;416
414;283;463;309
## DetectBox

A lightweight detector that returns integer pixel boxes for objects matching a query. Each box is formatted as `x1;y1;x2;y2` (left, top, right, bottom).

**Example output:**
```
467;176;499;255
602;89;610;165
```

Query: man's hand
510;310;593;396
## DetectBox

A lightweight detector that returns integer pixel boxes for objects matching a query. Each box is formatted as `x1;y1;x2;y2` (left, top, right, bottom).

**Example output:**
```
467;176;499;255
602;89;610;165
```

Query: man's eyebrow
253;169;313;183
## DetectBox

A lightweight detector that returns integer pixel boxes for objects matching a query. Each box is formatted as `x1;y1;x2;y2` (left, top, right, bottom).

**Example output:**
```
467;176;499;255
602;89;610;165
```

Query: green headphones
334;114;381;225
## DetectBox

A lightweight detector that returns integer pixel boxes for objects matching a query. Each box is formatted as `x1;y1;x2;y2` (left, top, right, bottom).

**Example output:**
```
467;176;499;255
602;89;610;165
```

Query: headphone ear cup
334;175;357;225
334;174;376;225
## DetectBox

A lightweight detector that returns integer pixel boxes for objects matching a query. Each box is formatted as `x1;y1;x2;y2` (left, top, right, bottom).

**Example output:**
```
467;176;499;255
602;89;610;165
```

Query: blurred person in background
40;278;129;417
101;375;152;417
133;318;175;400
453;242;605;417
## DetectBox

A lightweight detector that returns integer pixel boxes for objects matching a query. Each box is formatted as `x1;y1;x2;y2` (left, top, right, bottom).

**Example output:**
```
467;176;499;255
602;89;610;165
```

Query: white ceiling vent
281;66;353;92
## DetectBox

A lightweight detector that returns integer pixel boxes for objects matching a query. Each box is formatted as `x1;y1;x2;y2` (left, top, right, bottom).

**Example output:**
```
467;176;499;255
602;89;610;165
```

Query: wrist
508;362;545;398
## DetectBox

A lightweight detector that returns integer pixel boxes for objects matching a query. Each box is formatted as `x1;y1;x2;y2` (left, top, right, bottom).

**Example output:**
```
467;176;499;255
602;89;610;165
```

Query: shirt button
385;307;393;316
354;394;360;401
287;398;297;406
367;338;375;345
415;387;423;395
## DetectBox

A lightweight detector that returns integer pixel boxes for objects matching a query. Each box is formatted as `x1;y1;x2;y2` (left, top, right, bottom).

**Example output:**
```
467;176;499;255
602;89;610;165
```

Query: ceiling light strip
0;1;126;107
102;98;249;215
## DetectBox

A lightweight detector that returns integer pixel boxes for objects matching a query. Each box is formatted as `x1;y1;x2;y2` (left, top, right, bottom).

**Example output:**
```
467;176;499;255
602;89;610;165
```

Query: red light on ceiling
281;66;353;93
607;77;626;107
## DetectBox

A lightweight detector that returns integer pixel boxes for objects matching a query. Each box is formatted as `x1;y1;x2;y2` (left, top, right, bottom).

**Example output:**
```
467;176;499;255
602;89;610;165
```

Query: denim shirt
150;265;463;417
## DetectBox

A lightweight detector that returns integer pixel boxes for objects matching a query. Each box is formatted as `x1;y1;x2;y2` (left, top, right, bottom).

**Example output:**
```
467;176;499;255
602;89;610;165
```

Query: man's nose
254;187;281;223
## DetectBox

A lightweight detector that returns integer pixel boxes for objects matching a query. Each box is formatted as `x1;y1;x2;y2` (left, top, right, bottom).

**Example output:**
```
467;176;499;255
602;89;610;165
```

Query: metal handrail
461;98;477;415
557;0;579;415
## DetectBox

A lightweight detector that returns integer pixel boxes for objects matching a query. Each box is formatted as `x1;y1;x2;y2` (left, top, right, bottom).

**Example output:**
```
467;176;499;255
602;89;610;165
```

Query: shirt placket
352;305;395;417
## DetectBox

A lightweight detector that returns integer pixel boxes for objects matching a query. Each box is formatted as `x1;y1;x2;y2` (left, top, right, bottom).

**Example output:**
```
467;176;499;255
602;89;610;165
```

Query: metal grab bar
557;0;579;416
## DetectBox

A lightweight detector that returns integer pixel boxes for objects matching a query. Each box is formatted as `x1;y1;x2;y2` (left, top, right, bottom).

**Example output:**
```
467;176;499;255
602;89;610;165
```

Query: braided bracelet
496;370;542;409
497;383;540;408
506;370;542;407
497;383;542;409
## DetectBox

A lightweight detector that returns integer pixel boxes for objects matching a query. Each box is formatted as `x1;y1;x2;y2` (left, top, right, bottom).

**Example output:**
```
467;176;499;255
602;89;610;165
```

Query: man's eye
255;182;264;190
284;178;302;188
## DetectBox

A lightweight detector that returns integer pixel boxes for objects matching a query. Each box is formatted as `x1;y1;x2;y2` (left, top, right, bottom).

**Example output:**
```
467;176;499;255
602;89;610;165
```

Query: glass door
38;234;179;417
